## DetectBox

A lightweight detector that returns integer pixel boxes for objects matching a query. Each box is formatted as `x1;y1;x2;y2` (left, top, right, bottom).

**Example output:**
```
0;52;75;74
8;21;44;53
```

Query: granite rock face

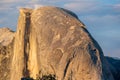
0;7;116;80
10;7;115;80
0;28;14;46
0;28;14;80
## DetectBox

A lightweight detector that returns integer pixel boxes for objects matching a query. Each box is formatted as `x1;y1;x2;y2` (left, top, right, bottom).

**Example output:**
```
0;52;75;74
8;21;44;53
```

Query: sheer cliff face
1;7;113;80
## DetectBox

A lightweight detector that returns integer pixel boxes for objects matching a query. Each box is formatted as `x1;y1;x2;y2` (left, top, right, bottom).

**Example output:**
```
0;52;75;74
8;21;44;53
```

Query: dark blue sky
0;0;120;57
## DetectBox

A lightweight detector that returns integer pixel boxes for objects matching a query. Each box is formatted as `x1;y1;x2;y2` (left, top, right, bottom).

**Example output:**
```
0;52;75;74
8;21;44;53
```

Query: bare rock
10;6;115;80
0;28;14;46
0;28;14;80
105;56;120;80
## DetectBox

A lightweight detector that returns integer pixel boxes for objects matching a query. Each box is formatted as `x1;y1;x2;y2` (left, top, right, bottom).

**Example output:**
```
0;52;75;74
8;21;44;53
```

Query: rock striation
0;6;118;80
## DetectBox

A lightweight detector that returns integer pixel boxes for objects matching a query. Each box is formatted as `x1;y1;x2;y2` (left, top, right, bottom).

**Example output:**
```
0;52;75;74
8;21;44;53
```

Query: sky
0;0;120;57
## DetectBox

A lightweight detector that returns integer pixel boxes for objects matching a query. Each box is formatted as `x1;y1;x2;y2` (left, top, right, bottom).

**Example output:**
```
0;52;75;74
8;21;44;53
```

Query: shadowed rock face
105;56;120;80
0;6;116;80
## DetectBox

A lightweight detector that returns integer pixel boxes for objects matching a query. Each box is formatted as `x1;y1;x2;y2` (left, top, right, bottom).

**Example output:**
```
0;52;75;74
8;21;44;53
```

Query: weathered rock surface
0;6;118;80
10;6;115;80
0;28;14;46
0;28;14;80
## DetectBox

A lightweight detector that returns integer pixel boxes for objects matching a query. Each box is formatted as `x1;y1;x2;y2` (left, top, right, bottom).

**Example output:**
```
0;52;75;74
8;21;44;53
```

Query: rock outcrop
0;6;117;80
105;56;120;80
0;28;14;80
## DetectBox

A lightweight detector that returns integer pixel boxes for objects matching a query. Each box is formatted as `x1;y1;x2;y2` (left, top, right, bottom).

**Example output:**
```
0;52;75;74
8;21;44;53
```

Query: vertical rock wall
10;8;32;80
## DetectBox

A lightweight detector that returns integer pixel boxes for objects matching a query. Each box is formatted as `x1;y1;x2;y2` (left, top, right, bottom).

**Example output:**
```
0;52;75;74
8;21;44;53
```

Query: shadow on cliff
105;56;120;80
21;74;56;80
